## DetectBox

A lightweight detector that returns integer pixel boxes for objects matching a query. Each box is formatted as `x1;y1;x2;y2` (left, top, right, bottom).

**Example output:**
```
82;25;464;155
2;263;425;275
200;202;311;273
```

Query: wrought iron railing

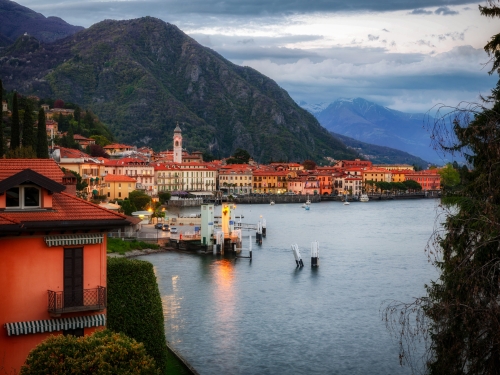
48;286;106;315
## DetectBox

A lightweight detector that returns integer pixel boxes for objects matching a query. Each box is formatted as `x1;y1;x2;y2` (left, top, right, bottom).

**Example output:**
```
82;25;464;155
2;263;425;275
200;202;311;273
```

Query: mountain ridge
301;97;439;164
0;16;359;163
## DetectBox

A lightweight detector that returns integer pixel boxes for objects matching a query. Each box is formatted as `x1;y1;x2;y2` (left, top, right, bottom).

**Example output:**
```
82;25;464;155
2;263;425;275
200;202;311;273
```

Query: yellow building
104;174;137;200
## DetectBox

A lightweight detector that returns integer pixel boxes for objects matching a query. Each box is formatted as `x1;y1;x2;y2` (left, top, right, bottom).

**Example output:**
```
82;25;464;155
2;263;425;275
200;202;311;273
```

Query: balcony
48;286;106;316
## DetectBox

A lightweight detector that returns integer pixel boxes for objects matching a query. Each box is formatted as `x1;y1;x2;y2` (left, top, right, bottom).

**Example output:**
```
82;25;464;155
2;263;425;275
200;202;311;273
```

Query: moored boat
360;194;369;202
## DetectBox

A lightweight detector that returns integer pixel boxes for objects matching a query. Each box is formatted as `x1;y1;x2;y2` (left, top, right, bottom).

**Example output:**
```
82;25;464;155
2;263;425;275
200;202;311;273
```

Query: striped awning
44;233;104;247
4;314;106;336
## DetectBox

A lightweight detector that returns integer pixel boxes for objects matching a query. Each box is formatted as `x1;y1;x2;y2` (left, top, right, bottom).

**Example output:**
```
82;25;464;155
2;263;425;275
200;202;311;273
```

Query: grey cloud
368;34;379;41
382;28;390;32
409;8;433;15
238;39;255;45
437;31;465;41
24;0;475;24
416;40;436;48
434;6;459;15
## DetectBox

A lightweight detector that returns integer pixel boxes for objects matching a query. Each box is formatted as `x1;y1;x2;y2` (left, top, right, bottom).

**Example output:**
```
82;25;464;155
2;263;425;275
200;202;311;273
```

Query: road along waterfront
139;199;442;375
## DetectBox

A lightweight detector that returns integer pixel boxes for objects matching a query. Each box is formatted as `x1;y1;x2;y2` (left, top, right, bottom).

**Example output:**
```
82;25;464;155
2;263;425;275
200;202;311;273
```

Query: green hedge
107;258;168;374
20;330;159;374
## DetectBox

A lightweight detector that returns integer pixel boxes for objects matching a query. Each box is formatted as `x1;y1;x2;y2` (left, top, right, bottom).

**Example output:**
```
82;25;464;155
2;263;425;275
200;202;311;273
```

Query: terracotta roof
105;174;137;182
104;143;135;149
0;159;64;183
73;134;93;141
58;147;91;159
0;192;127;224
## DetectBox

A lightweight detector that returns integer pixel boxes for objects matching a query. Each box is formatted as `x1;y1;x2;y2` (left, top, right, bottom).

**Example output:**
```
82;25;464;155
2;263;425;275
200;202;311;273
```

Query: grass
166;348;194;375
107;237;160;255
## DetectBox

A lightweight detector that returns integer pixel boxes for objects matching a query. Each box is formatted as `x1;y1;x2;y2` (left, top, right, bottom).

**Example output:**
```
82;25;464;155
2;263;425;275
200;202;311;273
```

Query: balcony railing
48;286;106;315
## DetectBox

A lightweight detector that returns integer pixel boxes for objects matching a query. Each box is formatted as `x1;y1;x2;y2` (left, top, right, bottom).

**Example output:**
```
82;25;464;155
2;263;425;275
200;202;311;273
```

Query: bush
107;258;168;374
107;238;159;254
20;330;159;374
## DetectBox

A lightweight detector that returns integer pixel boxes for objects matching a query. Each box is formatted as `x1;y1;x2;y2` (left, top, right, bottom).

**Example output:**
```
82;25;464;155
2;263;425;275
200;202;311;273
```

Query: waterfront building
253;168;288;194
104;174;137;200
391;169;414;183
344;175;363;196
218;165;253;195
362;167;392;193
0;159;129;373
405;169;441;191
154;162;217;193
335;159;373;169
374;164;414;171
310;170;334;195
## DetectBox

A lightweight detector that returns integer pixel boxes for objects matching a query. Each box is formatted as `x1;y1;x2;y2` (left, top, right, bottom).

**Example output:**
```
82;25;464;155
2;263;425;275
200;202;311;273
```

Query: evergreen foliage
22;102;36;150
385;3;500;373
128;190;152;211
120;199;137;216
36;108;49;158
10;93;20;150
5;146;37;159
20;330;159;375
107;258;168;374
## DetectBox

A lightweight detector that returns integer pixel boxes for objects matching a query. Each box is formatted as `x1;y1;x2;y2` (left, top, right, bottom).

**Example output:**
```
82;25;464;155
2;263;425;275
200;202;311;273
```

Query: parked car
154;223;164;229
170;227;178;234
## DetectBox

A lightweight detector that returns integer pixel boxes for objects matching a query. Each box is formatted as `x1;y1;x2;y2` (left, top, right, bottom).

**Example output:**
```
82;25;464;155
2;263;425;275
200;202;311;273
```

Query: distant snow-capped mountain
300;98;444;164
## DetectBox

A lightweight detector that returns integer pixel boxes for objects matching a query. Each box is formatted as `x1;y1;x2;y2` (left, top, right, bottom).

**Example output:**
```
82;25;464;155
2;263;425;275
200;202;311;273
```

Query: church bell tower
173;123;182;164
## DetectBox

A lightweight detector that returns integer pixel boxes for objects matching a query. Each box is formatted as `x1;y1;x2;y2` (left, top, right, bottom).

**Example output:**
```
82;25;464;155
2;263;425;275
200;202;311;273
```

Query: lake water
139;199;442;375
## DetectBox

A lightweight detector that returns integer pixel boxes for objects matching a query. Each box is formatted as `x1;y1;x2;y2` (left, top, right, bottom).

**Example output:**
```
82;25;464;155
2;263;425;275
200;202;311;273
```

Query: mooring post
292;244;304;267
311;241;319;267
262;218;267;238
256;221;263;245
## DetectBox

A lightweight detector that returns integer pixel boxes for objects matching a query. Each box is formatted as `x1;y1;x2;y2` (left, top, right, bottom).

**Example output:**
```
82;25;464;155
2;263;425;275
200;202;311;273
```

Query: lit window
6;186;41;209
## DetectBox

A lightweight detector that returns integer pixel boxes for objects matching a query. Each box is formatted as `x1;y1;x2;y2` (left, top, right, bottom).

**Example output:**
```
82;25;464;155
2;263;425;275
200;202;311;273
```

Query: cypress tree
22;103;35;150
0;79;4;157
36;108;49;158
10;93;20;150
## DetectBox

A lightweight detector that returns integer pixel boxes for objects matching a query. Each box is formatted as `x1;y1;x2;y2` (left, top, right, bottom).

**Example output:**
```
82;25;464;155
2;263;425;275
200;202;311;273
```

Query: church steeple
173;122;182;164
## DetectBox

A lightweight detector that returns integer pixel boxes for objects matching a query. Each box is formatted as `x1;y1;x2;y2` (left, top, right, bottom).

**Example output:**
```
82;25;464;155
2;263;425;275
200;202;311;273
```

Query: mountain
0;17;358;163
302;98;440;164
331;132;430;169
0;0;83;43
0;32;13;47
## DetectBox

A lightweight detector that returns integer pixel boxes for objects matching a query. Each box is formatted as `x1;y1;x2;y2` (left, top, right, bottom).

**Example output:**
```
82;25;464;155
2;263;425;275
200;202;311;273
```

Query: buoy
291;244;304;267
311;241;319;267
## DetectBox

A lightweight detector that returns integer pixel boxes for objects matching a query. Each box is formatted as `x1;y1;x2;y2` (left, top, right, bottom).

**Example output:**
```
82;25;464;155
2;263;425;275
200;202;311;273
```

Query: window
6;186;41;209
118;192;122;198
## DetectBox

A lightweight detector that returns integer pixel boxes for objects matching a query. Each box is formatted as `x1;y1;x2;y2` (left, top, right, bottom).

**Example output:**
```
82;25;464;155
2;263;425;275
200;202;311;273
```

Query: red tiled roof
105;174;137;182
0;192;127;223
58;147;91;159
73;134;93;141
104;143;134;149
0;159;64;183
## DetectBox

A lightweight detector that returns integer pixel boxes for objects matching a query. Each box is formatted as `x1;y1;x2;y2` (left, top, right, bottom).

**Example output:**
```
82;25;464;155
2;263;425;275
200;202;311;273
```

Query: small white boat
305;195;311;205
360;194;369;202
343;200;350;205
270;201;275;205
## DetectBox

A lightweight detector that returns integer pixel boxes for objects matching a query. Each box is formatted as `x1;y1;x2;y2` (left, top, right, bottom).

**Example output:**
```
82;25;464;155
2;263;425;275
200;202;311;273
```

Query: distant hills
331;132;430;169
301;98;441;164
0;0;83;43
0;16;359;163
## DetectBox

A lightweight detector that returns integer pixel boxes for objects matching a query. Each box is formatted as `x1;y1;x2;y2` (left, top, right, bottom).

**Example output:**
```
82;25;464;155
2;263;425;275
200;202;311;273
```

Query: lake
139;199;442;375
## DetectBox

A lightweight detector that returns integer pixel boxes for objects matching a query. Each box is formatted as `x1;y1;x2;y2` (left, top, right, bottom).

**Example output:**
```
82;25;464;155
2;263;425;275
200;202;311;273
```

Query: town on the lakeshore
23;106;441;202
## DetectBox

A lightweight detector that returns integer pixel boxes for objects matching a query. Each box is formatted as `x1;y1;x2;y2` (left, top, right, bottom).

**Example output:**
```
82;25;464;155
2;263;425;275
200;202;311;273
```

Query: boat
360;194;369;202
305;205;310;210
305;195;311;205
270;201;275;205
343;194;350;205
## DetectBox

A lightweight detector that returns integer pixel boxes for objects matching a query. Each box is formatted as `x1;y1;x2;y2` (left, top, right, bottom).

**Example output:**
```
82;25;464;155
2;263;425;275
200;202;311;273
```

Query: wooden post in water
292;244;304;267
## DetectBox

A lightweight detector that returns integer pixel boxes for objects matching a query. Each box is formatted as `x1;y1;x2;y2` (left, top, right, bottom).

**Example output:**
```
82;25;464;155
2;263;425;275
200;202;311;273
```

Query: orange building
406;169;441;191
0;159;129;373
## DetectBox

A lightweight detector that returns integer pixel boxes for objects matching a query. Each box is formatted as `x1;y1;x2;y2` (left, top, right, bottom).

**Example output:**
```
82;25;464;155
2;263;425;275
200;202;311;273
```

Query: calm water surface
139;199;442;375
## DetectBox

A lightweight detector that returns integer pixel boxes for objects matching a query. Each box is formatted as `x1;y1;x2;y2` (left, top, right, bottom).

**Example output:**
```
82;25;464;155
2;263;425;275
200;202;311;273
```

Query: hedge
107;258;168;374
20;330;159;374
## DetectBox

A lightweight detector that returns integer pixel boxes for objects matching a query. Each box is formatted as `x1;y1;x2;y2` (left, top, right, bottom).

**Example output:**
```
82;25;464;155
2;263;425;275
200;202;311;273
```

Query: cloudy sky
15;0;499;113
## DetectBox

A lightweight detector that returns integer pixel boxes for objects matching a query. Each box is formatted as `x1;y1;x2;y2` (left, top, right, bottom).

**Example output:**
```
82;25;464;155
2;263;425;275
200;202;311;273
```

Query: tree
402;179;422;192
22;102;36;150
90;135;111;147
36;108;49;158
438;163;461;190
10;93;20;150
5;146;37;159
158;191;171;204
0;79;4;157
20;330;159;375
226;148;251;164
129;190;151;211
88;144;109;158
385;3;500;373
53;99;64;108
120;199;137;216
302;159;317;170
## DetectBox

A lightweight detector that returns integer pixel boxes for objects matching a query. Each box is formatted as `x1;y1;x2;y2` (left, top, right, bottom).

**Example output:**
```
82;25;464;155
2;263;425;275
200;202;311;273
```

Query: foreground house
0;159;130;373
